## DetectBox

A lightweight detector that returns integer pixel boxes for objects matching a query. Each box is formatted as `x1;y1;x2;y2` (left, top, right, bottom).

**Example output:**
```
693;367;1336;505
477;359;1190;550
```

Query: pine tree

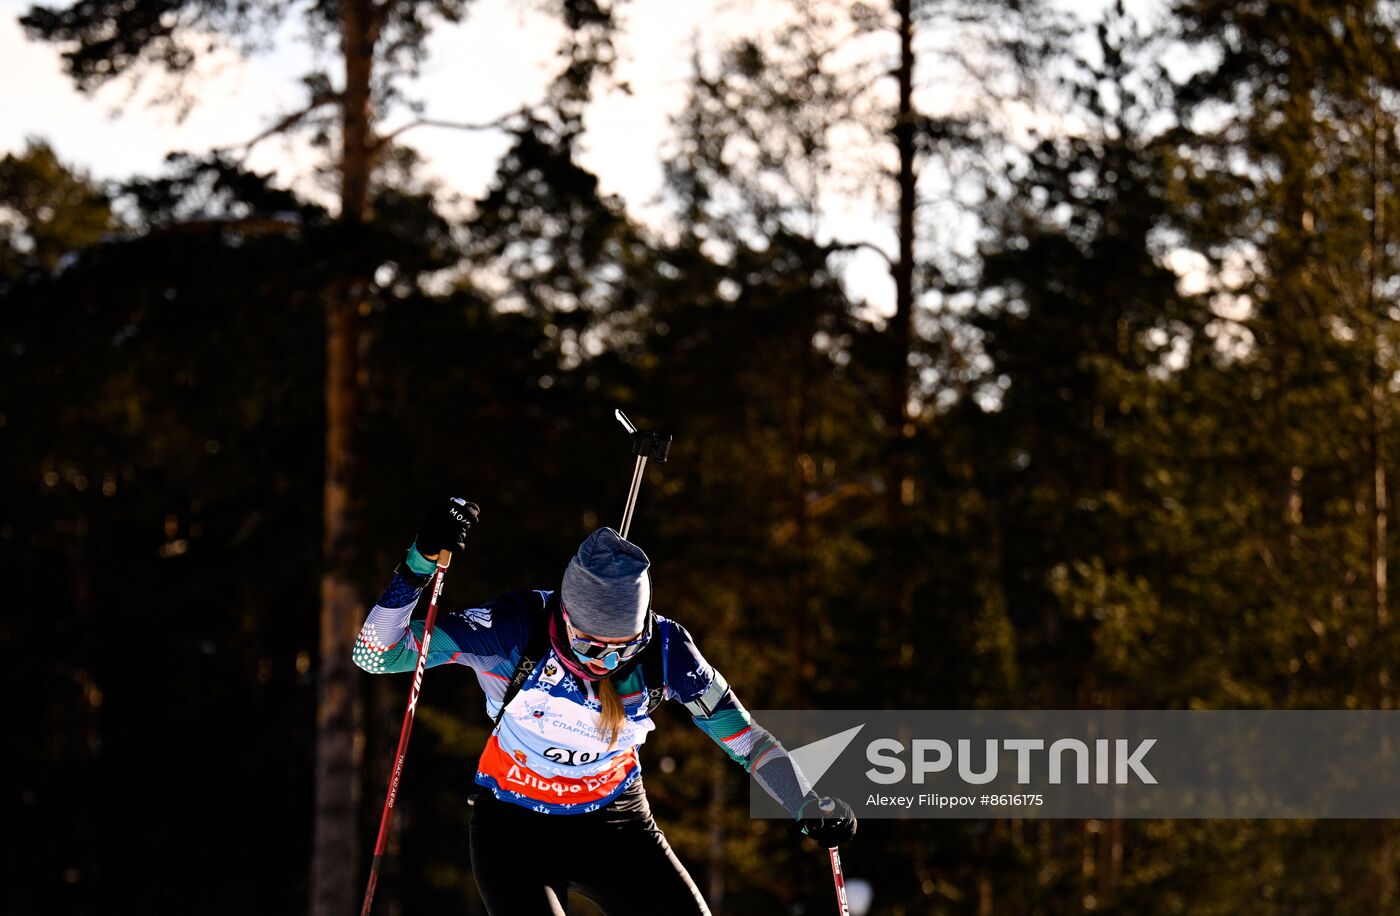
0;140;113;283
19;2;623;910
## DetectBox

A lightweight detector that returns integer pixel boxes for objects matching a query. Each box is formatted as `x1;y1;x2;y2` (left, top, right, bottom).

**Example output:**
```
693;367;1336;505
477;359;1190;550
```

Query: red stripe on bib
476;736;639;806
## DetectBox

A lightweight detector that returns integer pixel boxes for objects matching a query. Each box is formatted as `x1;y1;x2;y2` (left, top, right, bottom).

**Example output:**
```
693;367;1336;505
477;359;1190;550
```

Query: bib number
543;747;601;766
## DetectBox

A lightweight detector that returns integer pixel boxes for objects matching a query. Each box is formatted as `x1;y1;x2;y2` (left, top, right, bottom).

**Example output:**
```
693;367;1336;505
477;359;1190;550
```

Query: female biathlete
353;498;857;915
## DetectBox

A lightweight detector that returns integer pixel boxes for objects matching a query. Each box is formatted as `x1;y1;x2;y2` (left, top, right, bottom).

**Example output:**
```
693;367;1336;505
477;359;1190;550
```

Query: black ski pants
469;777;710;916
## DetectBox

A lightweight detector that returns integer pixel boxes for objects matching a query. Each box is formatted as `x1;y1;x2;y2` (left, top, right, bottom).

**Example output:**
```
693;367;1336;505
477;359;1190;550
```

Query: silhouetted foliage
9;1;1400;913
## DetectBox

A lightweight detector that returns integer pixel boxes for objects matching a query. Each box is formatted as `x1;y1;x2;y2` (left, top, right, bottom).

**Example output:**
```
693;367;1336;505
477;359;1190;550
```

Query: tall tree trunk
1365;74;1389;708
886;0;918;698
311;3;379;914
1365;63;1396;915
792;362;811;695
889;0;916;513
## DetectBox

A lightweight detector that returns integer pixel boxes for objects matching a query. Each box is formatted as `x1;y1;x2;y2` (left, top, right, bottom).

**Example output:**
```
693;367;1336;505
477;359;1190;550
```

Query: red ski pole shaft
360;552;451;916
828;847;851;916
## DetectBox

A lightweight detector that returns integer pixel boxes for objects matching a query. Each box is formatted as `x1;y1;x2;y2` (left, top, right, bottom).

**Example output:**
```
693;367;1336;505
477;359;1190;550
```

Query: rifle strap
490;596;554;733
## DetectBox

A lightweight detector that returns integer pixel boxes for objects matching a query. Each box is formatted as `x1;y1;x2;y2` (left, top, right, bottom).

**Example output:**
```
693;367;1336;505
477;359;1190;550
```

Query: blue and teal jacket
354;568;814;816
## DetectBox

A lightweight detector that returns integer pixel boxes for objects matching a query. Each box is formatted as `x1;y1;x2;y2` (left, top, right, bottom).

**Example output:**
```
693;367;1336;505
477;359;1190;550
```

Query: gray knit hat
560;527;652;639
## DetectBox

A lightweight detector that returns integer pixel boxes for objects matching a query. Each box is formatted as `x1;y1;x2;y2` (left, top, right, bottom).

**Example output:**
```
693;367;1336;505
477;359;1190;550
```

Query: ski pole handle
360;552;452;916
614;409;672;540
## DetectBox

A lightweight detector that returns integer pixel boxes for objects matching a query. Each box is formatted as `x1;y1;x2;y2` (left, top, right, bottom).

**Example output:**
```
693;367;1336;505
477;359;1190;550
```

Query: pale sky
0;0;1143;317
0;0;756;204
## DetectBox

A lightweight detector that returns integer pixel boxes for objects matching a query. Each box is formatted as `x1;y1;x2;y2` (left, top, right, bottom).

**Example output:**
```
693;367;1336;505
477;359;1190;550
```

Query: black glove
789;796;857;848
415;497;480;558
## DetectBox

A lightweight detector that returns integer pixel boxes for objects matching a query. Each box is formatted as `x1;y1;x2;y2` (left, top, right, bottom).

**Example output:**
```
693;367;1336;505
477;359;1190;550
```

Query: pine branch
828;238;896;269
373;109;526;152
367;0;397;45
228;92;343;160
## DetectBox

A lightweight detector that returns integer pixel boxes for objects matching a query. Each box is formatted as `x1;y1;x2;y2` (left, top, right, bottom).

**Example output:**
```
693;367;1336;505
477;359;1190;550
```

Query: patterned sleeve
664;619;816;818
352;571;533;675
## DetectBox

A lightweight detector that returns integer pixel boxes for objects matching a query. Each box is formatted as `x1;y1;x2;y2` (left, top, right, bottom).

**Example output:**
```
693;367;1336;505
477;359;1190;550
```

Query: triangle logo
789;724;865;789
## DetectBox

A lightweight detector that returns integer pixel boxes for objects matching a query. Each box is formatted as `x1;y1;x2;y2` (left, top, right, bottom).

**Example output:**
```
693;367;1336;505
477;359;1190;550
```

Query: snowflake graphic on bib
521;697;562;733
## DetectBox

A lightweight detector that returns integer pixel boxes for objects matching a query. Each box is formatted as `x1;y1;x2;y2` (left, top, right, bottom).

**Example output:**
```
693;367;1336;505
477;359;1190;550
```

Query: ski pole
360;551;453;916
809;797;852;915
614;409;671;539
828;847;851;916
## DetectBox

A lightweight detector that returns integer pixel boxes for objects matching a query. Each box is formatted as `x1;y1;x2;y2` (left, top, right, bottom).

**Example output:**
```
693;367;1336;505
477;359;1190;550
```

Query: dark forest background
5;0;1400;913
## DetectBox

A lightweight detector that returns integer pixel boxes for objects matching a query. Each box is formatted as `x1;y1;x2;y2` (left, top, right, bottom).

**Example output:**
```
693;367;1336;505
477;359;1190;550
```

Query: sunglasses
560;601;652;671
